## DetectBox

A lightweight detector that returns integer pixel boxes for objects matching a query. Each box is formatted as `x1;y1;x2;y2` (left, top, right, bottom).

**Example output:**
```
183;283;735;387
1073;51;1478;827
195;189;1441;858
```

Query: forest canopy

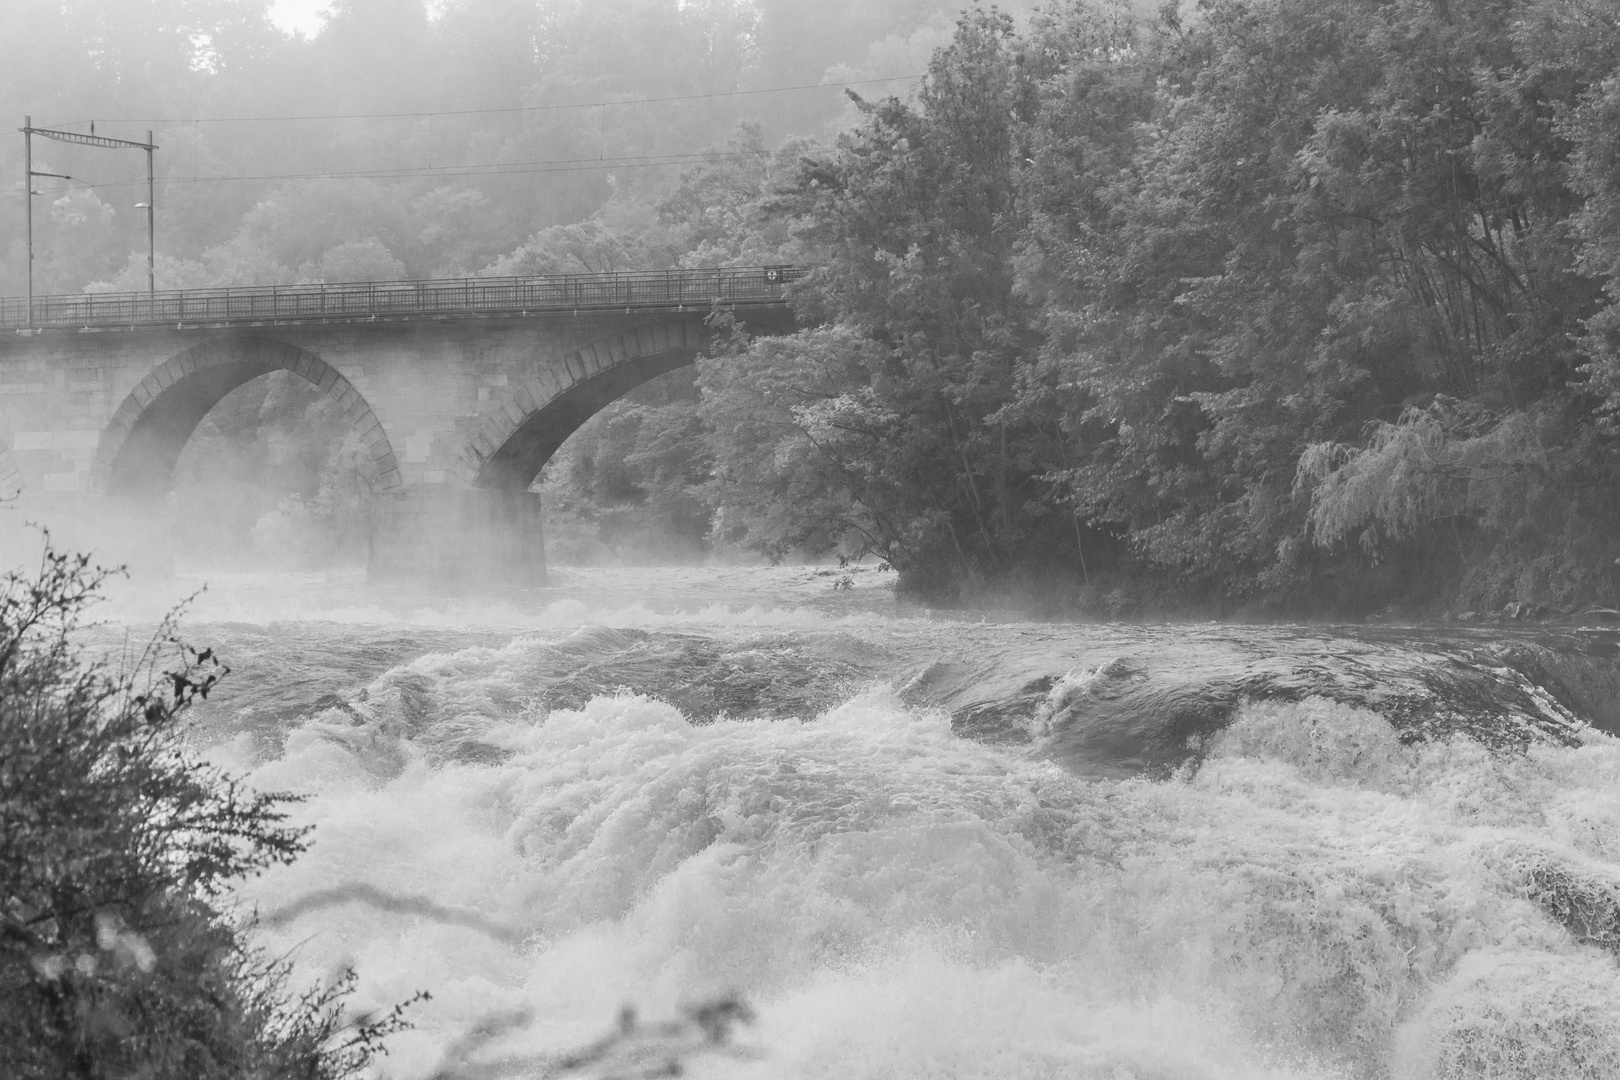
699;0;1620;615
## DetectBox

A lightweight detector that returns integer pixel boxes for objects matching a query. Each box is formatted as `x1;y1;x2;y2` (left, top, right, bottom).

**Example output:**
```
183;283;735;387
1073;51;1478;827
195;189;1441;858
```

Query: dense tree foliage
699;0;1620;613
701;13;1090;598
1024;0;1620;612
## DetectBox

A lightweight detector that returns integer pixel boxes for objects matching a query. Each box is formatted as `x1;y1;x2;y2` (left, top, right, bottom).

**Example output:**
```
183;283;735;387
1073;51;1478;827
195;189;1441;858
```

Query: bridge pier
368;485;545;588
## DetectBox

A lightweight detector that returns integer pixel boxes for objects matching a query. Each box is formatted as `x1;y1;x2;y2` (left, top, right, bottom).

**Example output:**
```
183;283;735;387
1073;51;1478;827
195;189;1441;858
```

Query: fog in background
0;0;1033;571
14;0;1605;618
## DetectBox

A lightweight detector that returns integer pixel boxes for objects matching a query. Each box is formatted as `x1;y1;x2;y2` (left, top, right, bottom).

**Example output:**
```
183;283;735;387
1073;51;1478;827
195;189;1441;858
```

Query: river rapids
101;563;1620;1079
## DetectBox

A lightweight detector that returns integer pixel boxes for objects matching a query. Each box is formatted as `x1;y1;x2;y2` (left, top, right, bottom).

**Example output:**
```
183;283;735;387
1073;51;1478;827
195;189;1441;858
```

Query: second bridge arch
466;318;710;492
370;316;725;586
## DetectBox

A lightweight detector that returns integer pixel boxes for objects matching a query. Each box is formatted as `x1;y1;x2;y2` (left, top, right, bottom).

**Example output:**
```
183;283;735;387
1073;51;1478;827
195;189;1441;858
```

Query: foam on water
94;565;907;632
212;651;1620;1080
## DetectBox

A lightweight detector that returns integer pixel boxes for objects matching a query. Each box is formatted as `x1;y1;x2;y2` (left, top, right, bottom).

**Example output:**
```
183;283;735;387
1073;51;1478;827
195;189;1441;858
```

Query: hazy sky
269;0;330;36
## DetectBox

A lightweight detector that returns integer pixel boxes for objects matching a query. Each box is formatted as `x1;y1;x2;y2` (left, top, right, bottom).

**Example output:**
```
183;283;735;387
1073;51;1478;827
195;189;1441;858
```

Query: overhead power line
40;73;924;129
10;71;913;203
170;148;791;185
0;148;827;203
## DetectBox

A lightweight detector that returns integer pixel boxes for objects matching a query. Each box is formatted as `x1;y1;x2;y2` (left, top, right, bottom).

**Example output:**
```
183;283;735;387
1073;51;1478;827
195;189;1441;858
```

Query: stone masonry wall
0;310;716;580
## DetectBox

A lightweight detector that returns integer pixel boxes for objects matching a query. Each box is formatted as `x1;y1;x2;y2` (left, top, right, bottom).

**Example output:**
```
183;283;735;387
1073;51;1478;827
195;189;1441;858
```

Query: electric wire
39;73;923;129
6;71;918;202
0;149;811;203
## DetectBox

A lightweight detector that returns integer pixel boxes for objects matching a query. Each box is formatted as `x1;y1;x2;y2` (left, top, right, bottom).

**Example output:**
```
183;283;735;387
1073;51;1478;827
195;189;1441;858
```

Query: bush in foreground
0;544;405;1079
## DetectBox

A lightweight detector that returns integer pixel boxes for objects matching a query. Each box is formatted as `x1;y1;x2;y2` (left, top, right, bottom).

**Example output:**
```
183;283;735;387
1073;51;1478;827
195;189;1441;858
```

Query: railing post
0;265;800;331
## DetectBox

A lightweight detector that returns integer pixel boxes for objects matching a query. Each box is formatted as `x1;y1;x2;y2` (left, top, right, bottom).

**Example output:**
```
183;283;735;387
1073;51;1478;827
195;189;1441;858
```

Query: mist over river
96;564;1620;1079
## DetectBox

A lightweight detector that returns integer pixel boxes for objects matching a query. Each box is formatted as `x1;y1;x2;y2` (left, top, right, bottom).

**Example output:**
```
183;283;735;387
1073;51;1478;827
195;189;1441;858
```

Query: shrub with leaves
0;542;406;1079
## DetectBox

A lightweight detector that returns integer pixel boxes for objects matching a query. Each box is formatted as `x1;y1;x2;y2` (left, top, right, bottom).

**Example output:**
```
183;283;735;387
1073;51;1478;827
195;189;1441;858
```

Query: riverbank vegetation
0;545;411;1077
700;0;1620;616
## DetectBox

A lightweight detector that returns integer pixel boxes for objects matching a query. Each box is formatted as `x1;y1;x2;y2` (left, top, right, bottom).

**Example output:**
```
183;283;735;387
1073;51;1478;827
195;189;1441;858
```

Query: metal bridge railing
0;265;807;331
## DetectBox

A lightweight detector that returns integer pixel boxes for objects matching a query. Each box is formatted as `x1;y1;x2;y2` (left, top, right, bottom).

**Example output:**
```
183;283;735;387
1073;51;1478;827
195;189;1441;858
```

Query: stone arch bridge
0;267;801;583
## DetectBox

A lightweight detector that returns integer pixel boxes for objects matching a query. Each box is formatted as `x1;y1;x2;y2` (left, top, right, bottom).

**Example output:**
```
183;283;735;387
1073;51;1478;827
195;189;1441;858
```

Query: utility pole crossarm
22;125;157;152
19;117;161;326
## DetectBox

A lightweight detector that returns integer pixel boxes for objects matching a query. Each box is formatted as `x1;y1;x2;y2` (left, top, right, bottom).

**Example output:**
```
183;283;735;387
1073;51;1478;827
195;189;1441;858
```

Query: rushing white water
133;566;1620;1079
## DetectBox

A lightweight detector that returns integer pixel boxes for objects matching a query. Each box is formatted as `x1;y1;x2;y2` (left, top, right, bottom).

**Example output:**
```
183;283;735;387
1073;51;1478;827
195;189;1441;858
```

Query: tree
700;323;909;564
1018;0;1620;610
703;9;1086;600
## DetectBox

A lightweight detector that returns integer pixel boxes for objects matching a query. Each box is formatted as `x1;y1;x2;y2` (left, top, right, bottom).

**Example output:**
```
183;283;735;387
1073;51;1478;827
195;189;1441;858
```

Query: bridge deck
1;266;805;332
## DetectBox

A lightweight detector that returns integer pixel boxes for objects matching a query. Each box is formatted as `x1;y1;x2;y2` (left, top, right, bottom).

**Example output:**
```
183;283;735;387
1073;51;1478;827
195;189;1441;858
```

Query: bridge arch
90;336;402;497
466;318;709;491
